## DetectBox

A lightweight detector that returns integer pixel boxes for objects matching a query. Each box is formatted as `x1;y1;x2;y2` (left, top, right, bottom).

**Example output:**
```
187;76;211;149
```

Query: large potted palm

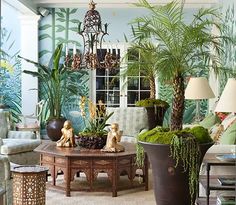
124;41;169;128
19;44;83;141
132;1;232;205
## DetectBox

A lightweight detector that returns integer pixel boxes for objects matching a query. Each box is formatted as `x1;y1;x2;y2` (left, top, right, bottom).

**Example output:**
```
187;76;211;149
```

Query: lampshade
215;78;236;113
185;77;215;99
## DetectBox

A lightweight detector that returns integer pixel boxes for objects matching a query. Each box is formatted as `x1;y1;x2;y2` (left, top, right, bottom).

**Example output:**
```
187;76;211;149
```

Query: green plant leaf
59;8;66;13
56;25;65;32
70;9;77;14
39;24;52;30
39;34;52;41
69;27;78;32
70;19;81;24
56;18;66;22
39;50;51;58
55;12;65;18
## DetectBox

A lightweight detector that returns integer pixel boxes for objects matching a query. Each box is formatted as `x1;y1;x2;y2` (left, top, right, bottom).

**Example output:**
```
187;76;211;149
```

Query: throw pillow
199;113;221;130
209;124;224;143
219;120;236;145
221;113;236;130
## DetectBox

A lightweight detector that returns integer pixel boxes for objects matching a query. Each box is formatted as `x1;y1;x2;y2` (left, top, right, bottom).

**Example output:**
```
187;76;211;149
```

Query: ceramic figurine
56;120;76;147
101;123;125;152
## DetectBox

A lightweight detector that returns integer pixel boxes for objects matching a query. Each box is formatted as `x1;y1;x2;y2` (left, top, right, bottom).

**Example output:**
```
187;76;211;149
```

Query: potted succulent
131;0;232;205
19;44;83;141
77;97;113;149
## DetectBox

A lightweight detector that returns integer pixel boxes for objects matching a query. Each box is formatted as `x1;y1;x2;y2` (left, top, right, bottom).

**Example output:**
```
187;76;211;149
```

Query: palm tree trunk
149;76;156;99
170;74;185;131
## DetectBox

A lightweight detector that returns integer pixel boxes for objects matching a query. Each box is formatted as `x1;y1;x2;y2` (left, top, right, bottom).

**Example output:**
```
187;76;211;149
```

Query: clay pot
46;118;66;141
139;141;213;205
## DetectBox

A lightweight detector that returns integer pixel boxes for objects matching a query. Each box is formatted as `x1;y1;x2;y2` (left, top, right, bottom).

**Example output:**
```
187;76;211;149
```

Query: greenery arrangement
78;96;113;137
19;43;83;121
131;0;233;204
135;98;169;108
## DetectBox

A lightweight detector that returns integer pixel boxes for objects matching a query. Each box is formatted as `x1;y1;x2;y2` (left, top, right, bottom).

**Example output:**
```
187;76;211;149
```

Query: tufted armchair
0;109;41;165
106;107;149;143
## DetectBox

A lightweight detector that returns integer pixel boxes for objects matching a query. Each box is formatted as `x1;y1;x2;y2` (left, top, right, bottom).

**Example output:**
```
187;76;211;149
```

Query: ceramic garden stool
11;165;48;205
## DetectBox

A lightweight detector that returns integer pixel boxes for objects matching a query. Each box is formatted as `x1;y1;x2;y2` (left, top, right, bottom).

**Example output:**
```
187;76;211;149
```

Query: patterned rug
46;170;155;205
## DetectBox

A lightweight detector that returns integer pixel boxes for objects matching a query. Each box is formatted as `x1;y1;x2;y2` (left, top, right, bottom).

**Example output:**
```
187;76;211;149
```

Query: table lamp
215;78;236;113
185;77;215;122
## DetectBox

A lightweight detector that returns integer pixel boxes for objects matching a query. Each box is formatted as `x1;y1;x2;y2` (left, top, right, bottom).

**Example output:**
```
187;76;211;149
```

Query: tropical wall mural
0;17;21;123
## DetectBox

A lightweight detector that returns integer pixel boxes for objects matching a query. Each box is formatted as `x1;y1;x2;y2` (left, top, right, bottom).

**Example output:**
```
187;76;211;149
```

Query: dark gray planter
139;141;213;205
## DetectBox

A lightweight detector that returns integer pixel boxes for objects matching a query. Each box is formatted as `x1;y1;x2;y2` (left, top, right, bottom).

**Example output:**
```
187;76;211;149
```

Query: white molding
32;0;218;8
4;0;37;14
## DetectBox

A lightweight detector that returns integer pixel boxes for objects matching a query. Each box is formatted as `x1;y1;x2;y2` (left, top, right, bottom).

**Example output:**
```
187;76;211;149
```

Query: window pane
108;77;120;90
96;77;105;90
140;77;150;90
140;91;150;100
107;91;120;105
127;91;139;104
96;91;107;104
127;77;139;90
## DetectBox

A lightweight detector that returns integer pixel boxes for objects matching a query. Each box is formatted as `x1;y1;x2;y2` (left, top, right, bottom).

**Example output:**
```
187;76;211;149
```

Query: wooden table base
35;142;148;197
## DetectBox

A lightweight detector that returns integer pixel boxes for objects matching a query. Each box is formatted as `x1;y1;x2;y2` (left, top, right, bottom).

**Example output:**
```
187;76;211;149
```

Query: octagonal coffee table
34;142;148;197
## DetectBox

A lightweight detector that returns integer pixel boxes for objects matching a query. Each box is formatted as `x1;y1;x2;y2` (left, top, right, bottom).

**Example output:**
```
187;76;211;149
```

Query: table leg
66;158;71;197
206;164;210;205
144;155;149;191
112;160;117;197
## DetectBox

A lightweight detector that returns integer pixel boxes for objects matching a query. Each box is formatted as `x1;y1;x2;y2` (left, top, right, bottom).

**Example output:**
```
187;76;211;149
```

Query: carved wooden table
34;142;148;197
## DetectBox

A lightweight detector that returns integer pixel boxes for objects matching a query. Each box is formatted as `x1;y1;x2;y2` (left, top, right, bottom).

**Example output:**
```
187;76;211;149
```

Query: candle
73;44;76;55
65;45;68;56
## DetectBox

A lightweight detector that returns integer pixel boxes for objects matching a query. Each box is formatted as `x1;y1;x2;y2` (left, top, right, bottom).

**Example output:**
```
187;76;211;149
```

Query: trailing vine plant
170;133;200;205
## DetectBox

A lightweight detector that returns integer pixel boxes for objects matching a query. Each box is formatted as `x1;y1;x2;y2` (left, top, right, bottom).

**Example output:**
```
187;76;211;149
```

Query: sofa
106;107;149;142
0;109;41;205
196;113;236;197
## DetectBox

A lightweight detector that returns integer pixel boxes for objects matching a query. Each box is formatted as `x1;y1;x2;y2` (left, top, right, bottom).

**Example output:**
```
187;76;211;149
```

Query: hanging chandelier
65;0;120;70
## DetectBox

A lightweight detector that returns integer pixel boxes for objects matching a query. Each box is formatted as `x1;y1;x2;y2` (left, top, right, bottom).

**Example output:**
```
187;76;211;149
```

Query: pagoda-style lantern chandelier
65;0;119;70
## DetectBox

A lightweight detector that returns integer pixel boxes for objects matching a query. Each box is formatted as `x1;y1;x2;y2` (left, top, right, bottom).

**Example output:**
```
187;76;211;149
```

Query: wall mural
219;4;236;93
0;18;21;123
39;8;89;132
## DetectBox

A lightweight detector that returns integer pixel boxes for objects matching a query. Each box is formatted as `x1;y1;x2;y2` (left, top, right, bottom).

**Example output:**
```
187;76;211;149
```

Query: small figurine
101;123;125;152
56;120;76;147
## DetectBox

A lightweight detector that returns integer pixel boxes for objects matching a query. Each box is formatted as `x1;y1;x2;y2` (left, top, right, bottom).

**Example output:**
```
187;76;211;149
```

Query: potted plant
77;97;113;149
131;0;232;205
135;98;169;128
19;44;83;141
123;38;170;128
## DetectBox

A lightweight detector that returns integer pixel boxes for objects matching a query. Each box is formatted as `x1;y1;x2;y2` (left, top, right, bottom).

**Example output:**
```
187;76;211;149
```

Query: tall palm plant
131;0;230;130
124;41;159;99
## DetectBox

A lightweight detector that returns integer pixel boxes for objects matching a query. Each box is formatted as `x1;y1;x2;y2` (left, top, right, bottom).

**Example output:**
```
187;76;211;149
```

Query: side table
0;188;5;205
198;153;236;205
11;165;48;205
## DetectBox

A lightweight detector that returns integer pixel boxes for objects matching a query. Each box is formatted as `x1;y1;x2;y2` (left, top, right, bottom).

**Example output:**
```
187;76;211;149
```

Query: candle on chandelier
65;45;68;56
73;44;76;55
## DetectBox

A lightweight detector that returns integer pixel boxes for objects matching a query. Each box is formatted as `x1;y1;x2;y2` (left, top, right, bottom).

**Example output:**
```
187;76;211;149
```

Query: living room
0;0;236;205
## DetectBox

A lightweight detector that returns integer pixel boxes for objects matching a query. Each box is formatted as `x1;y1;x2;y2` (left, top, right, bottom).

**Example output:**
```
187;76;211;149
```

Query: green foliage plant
137;126;212;204
78;97;114;137
131;1;233;203
135;98;169;108
19;43;83;121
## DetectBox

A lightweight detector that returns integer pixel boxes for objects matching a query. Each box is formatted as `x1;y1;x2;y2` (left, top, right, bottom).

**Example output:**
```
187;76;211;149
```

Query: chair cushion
219;121;236;145
1;139;41;155
7;131;35;139
106;107;149;137
199;113;221;130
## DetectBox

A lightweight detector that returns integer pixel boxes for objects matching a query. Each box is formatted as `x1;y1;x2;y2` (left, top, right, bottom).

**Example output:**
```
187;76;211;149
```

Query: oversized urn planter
46;118;67;141
139;141;213;205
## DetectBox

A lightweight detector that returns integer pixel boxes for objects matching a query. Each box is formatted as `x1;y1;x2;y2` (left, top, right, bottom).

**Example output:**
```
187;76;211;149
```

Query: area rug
46;170;155;205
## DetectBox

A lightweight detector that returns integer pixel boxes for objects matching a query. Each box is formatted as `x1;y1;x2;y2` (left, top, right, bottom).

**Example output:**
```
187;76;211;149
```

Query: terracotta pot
139;141;213;205
46;118;66;141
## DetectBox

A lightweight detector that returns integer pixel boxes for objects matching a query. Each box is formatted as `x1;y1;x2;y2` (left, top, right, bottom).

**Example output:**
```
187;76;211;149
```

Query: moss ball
135;98;169;108
190;126;213;144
